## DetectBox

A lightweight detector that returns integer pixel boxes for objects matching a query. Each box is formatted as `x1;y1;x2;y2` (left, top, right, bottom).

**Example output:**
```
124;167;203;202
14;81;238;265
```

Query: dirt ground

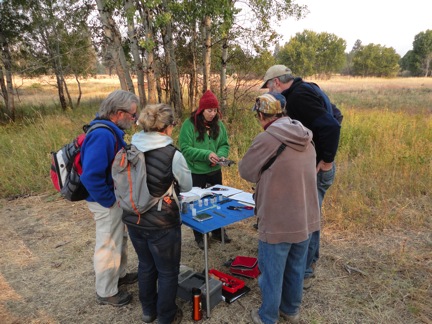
0;194;431;324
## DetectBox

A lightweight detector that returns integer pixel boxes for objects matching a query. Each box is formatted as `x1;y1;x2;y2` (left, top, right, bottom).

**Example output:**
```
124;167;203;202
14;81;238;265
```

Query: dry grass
0;195;430;324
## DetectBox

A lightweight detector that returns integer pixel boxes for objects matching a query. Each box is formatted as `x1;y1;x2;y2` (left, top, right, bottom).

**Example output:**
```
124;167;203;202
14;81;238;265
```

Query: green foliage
410;29;432;77
400;50;421;76
276;30;346;77
352;44;400;77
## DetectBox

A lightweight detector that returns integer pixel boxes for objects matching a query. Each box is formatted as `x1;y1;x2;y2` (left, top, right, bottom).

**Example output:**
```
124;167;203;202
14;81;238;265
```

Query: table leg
204;233;211;317
221;227;225;244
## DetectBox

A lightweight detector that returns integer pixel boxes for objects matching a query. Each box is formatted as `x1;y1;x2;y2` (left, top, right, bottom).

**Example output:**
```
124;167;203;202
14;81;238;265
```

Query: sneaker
280;311;300;324
171;307;183;324
118;272;138;287
253;223;258;230
96;290;131;307
196;239;205;250
250;309;264;324
142;313;157;323
212;232;232;243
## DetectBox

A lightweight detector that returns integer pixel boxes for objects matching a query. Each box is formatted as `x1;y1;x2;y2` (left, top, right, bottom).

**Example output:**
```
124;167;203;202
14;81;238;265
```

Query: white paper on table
180;187;215;202
229;192;255;205
206;185;243;197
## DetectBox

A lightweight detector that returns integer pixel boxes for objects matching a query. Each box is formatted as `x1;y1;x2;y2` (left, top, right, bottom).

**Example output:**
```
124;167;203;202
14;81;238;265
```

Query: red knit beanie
197;90;219;115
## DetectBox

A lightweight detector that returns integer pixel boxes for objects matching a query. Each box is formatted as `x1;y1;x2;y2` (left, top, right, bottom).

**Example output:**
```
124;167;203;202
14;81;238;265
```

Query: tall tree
159;0;182;115
125;0;146;107
135;0;158;104
21;0;98;110
277;30;346;78
0;0;30;120
412;30;432;77
352;43;400;77
95;0;134;92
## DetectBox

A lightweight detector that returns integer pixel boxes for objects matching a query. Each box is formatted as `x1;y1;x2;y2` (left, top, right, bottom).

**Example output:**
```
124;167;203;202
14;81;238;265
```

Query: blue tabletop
181;197;255;234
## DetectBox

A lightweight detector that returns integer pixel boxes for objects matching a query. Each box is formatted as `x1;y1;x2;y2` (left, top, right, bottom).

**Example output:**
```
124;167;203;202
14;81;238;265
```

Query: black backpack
50;124;116;201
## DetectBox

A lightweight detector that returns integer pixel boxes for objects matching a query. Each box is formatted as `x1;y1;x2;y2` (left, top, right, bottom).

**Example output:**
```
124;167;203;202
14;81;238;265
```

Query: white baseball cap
261;65;294;89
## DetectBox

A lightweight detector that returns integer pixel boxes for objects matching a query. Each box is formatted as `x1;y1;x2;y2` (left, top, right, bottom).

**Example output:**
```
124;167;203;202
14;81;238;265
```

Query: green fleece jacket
178;118;230;174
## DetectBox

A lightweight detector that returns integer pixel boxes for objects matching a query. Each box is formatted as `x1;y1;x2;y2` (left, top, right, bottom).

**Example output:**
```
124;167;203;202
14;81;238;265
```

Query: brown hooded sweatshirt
238;117;320;244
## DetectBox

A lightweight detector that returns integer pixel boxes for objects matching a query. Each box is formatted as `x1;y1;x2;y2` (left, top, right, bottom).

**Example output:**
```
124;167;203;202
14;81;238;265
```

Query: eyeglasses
119;109;137;119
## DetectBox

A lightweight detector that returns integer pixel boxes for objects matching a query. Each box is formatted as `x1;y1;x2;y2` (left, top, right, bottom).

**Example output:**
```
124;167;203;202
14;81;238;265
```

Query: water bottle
192;287;202;321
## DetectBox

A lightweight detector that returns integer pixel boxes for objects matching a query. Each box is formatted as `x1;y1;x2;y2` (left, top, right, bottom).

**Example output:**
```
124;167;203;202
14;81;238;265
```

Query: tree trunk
137;2;157;104
0;35;15;120
161;0;183;117
188;21;198;110
63;78;74;109
202;15;212;92
75;75;82;108
95;0;134;92
220;38;228;113
55;71;67;110
126;0;146;107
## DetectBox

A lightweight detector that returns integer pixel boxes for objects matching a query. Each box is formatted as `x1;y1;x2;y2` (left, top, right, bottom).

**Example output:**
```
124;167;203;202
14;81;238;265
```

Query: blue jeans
305;163;336;278
127;225;181;324
257;238;310;324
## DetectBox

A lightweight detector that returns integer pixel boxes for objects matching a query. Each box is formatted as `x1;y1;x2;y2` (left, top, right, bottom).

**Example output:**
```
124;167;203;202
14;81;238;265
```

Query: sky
278;0;432;56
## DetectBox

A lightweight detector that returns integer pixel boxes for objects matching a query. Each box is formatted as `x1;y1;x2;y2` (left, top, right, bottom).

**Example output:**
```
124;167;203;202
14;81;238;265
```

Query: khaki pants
87;202;128;297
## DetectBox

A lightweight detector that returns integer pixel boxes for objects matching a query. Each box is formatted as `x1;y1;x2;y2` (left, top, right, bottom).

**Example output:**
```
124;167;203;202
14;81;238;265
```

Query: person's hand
209;152;220;164
316;160;333;173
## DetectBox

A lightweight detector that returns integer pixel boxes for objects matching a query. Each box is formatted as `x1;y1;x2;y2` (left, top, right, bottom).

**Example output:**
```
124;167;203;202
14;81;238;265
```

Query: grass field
0;76;431;323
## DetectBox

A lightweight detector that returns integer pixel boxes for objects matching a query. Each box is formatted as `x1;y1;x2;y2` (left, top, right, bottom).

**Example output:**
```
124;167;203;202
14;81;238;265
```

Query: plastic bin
177;272;223;310
209;269;245;293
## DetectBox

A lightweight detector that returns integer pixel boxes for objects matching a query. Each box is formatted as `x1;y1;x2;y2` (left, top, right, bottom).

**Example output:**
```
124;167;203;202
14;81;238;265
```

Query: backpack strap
156;182;180;212
84;123;119;152
261;143;287;173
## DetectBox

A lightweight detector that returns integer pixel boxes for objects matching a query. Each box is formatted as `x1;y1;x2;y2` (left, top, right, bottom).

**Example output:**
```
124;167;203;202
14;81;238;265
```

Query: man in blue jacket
262;65;341;289
81;90;139;307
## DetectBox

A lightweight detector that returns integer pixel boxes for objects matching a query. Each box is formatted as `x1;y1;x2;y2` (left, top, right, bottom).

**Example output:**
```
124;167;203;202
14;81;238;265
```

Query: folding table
181;197;254;317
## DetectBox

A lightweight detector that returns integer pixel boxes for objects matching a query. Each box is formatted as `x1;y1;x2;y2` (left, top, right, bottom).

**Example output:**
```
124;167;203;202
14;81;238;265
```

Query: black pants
192;171;223;241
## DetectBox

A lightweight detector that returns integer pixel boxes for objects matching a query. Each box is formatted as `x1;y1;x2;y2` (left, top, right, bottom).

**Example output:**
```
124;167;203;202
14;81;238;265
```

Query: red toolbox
209;269;245;294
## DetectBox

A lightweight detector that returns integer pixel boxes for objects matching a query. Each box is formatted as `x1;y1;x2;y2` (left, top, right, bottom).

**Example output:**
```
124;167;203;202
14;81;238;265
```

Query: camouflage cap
252;92;286;115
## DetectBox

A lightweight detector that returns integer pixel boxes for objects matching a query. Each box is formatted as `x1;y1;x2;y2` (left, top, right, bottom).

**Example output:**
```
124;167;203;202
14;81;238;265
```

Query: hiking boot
118;272;138;287
280;311;300;324
303;276;314;290
96;290;131;307
212;232;231;243
142;313;157;323
171;307;183;324
196;239;205;250
250;309;264;324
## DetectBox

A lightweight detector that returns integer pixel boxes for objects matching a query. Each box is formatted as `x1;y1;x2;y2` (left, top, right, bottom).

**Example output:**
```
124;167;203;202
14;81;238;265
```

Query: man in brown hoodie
238;92;320;324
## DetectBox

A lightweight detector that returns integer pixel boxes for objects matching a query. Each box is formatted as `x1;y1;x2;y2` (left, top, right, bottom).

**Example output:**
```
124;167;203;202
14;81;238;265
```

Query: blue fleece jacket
80;119;127;208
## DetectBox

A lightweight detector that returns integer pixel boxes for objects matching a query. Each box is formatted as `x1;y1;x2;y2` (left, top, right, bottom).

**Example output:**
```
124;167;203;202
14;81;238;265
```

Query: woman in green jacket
179;90;231;249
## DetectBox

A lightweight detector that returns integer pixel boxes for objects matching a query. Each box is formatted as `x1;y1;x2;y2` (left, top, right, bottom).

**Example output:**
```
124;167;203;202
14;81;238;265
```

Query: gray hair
98;90;139;118
138;103;174;132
